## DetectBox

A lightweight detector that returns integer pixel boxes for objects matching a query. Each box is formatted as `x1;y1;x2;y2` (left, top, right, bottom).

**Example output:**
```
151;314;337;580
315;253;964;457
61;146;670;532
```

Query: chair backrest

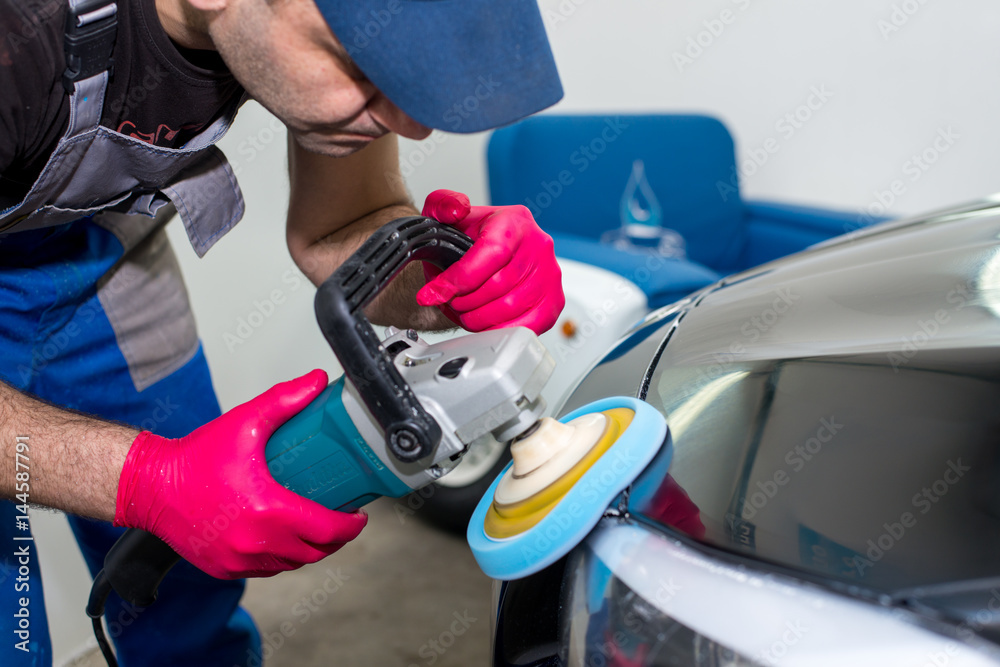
487;114;746;271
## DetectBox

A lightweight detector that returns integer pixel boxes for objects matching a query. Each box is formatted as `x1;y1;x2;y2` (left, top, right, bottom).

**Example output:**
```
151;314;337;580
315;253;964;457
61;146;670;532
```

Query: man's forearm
0;381;137;522
291;202;457;331
286;134;457;332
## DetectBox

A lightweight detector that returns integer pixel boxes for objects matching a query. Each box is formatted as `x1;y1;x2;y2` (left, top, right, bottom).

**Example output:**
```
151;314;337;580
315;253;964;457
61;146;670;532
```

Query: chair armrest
551;232;720;309
742;200;893;267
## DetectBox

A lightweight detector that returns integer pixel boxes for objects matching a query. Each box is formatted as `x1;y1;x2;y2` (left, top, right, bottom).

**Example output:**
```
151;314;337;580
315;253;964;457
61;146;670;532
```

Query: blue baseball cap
316;0;564;134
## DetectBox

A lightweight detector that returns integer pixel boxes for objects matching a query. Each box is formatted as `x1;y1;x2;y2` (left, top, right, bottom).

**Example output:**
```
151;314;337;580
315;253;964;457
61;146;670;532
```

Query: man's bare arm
0;381;137;522
286;133;455;331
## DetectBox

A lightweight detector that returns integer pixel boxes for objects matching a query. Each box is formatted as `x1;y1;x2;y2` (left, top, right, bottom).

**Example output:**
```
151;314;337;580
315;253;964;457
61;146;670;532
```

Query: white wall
47;1;1000;662
532;0;1000;214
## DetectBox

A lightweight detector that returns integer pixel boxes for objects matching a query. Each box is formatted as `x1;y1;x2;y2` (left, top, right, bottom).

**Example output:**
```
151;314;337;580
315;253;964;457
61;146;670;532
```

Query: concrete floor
72;498;493;666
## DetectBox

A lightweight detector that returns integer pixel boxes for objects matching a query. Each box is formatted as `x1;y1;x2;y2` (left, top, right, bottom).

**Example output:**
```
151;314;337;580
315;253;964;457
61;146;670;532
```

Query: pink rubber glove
114;369;367;579
417;189;565;334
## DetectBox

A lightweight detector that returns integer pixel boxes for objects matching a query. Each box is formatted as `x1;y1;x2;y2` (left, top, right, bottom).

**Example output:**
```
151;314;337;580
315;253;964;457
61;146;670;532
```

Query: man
0;0;564;663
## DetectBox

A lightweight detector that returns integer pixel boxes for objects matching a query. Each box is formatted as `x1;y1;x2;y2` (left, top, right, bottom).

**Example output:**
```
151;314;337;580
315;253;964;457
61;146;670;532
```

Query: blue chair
487;114;880;308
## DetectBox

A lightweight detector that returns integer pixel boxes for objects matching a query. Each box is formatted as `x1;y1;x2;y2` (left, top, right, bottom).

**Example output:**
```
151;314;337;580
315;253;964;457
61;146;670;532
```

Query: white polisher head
493;413;608;506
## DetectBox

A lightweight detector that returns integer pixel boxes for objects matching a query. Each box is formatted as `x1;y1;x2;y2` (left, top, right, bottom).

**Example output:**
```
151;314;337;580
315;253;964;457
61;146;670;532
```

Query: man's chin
292;131;373;157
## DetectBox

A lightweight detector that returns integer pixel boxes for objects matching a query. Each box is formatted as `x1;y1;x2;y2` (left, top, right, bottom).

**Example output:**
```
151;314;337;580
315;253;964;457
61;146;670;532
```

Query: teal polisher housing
467;396;670;581
265;377;411;511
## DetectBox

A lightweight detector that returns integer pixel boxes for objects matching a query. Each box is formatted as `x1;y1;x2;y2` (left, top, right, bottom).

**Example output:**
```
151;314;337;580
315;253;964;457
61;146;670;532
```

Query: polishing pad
493;413;609;507
467;397;669;580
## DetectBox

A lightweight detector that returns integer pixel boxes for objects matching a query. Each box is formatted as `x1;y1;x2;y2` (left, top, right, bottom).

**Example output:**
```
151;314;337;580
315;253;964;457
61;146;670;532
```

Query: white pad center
494;413;607;506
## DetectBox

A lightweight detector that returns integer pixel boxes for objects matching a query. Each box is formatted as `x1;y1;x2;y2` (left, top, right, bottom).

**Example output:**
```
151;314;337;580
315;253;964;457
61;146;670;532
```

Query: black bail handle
314;216;473;463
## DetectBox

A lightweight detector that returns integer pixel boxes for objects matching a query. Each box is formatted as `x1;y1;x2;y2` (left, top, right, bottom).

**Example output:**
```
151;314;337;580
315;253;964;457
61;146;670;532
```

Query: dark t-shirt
0;0;245;208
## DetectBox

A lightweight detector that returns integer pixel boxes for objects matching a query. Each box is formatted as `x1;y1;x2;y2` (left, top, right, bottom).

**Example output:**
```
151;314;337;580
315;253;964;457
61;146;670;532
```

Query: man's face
209;0;432;156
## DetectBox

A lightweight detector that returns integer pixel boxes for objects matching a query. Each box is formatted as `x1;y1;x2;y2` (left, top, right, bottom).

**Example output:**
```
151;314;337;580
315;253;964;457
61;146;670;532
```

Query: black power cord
86;570;118;667
86;529;182;666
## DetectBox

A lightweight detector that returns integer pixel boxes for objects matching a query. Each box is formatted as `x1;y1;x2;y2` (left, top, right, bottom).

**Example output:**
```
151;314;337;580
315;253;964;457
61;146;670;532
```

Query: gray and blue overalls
0;1;262;664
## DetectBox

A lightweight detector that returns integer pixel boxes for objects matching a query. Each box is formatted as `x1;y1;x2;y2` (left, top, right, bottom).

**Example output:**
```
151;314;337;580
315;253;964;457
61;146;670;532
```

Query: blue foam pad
467;397;670;580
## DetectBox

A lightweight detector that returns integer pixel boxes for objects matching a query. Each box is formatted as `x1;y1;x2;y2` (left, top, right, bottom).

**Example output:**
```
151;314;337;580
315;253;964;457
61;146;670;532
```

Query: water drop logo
621;159;662;230
601;160;686;258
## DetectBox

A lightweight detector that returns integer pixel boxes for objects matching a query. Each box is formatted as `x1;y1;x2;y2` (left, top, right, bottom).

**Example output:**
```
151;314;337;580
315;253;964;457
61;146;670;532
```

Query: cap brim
318;0;564;133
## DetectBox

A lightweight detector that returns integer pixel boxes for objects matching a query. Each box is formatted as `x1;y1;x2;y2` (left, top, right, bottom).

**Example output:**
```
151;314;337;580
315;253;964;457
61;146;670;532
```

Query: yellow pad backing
483;408;635;539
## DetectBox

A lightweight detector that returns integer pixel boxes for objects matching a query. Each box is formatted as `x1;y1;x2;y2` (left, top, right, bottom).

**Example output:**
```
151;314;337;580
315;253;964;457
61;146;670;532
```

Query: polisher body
264;326;554;512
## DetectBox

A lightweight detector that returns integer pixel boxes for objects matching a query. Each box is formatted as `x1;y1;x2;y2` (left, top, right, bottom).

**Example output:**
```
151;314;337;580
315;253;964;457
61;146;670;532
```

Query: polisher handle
96;529;180;609
314;216;473;463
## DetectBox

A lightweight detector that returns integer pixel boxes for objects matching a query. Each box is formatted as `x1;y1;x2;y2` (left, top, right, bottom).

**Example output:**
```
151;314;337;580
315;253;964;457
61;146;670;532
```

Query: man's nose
369;94;432;140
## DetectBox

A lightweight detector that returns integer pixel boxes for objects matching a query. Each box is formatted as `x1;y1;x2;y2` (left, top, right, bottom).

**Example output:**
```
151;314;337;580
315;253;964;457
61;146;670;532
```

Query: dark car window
640;349;1000;592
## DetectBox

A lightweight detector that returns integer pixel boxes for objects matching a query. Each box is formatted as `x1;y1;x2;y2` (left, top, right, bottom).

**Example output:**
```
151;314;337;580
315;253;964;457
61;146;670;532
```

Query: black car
490;198;1000;667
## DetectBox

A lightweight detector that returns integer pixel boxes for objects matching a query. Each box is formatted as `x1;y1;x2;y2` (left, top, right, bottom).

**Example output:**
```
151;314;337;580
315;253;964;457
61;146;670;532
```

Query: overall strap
62;0;117;132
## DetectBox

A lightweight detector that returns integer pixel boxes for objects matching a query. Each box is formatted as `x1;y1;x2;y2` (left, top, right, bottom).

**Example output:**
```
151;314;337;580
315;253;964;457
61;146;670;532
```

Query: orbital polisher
86;215;670;665
467;397;669;580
